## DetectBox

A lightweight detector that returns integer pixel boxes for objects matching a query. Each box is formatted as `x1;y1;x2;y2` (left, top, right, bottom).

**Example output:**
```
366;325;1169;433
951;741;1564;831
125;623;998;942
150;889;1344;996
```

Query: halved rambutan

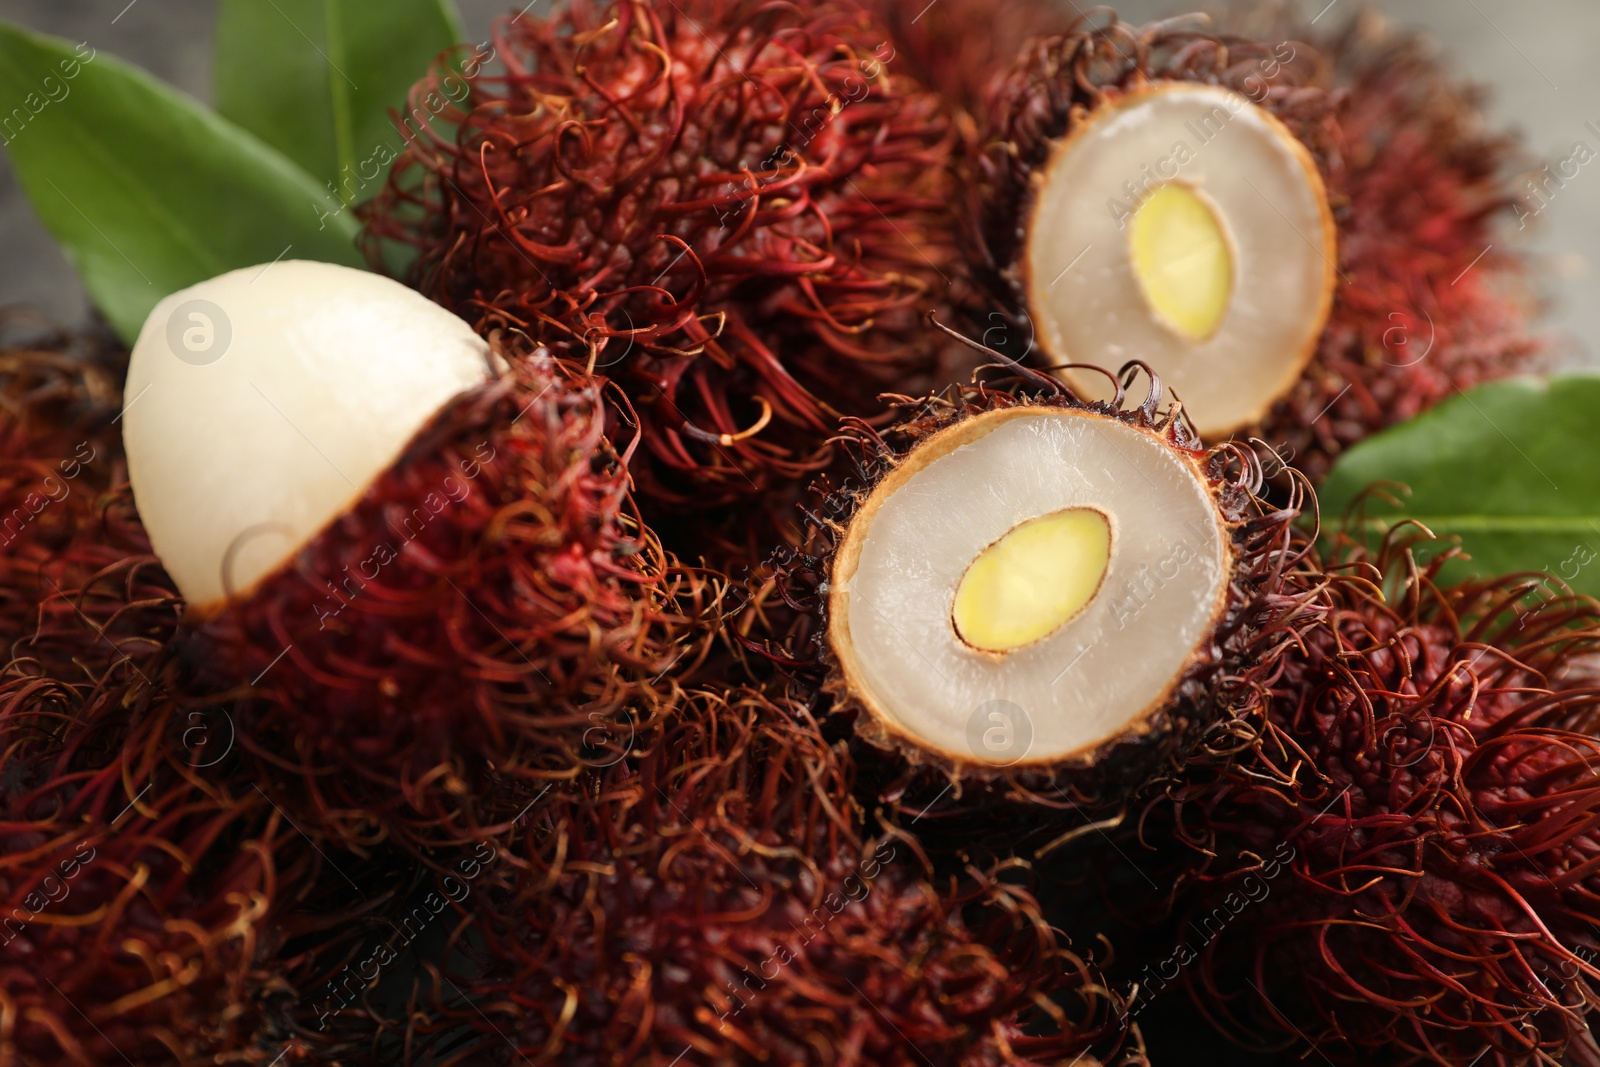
434;684;1129;1065
121;262;714;849
969;13;1538;472
761;342;1321;837
1149;531;1600;1064
359;0;962;512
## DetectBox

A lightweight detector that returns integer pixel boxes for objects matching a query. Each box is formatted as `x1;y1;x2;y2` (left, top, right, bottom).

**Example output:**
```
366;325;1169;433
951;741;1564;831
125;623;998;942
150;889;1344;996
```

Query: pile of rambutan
4;1;1594;1066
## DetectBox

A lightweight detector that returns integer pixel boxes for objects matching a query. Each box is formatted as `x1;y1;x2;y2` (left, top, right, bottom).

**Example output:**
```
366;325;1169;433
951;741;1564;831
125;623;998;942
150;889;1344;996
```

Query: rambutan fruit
968;13;1539;472
1146;531;1600;1065
0;663;392;1067
0;316;175;687
120;261;713;850
358;0;963;515
762;337;1319;837
433;685;1130;1065
856;0;1071;121
1284;13;1542;479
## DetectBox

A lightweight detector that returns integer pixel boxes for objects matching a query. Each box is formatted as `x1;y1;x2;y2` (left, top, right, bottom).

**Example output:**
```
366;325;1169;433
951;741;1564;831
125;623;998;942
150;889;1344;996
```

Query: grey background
1;0;1595;366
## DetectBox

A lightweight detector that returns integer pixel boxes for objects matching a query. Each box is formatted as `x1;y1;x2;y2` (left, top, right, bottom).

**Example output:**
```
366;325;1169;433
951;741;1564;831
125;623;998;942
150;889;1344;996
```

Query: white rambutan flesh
122;261;492;611
1025;84;1336;438
829;406;1230;769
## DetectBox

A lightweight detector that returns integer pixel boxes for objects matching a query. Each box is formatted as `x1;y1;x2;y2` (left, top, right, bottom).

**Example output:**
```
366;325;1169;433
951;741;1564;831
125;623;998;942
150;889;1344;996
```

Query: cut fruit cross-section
1021;83;1336;438
830;404;1231;770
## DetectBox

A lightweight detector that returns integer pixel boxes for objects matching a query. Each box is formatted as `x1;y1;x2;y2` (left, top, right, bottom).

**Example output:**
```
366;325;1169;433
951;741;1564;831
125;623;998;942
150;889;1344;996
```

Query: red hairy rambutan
0;662;394;1066
359;0;963;514
186;349;715;850
1148;531;1600;1065
0;318;174;685
428;685;1130;1066
857;0;1071;120
1282;13;1542;479
968;12;1539;475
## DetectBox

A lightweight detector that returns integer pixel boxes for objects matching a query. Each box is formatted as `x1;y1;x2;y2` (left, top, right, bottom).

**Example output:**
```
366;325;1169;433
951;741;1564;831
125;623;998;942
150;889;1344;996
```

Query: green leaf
1318;376;1600;598
214;0;463;198
0;22;361;344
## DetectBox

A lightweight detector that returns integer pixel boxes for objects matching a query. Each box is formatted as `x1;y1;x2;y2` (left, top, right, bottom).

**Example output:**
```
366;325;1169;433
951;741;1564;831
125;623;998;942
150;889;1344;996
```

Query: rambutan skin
968;14;1539;474
856;0;1071;121
188;349;714;851
359;0;962;512
0;319;176;685
431;686;1126;1066
757;361;1321;838
1152;535;1600;1065
1270;15;1543;480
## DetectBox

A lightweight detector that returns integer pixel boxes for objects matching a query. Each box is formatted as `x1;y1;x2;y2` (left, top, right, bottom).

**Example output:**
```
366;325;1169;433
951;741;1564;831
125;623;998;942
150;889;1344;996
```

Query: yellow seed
952;508;1112;653
1129;182;1234;342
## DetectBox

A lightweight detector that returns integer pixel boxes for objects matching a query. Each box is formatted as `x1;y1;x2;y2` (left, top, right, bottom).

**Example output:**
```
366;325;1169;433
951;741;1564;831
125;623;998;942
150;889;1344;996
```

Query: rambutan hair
1151;528;1600;1064
0;318;176;687
421;685;1129;1065
969;12;1539;474
1277;13;1543;480
359;0;962;513
189;347;718;852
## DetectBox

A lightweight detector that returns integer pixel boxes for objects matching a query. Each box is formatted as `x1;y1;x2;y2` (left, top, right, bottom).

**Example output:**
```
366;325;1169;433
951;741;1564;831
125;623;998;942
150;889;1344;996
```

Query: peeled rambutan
431;684;1130;1065
1147;531;1600;1064
120;262;714;850
359;0;963;513
760;337;1320;838
968;12;1539;473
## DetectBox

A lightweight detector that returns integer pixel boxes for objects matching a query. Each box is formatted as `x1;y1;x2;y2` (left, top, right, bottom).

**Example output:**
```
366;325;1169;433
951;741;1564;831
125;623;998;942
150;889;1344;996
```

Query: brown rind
827;403;1234;773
